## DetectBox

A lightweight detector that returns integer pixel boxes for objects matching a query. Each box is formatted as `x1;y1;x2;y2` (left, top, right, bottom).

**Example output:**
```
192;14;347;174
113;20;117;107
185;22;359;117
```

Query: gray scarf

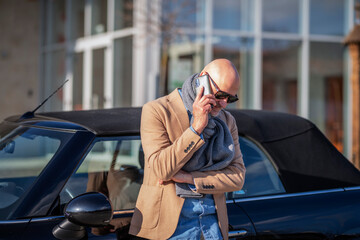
175;74;235;198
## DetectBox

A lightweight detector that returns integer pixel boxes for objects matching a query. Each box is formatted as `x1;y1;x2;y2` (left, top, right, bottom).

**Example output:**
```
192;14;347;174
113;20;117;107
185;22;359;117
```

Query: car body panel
227;201;256;239
236;189;360;239
0;219;29;239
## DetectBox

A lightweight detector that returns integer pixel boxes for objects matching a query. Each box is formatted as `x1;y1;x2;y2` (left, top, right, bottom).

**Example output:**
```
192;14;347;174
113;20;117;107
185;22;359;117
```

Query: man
129;59;246;240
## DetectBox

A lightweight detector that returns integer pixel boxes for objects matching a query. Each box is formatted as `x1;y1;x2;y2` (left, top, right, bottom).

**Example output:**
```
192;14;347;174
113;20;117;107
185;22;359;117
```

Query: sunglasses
202;72;239;103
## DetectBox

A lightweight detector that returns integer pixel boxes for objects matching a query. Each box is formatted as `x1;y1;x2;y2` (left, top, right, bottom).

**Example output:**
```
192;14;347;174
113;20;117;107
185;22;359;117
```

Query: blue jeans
169;194;223;240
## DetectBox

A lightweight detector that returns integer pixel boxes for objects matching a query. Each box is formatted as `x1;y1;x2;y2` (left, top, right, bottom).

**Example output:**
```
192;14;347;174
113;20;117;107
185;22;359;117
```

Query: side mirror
53;192;113;240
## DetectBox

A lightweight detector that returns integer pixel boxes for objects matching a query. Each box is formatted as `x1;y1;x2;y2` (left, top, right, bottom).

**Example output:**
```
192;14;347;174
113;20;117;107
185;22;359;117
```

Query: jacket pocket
132;184;163;229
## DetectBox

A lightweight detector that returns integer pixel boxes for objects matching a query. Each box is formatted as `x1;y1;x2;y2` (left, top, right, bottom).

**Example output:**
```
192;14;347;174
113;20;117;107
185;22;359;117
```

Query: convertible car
1;107;360;240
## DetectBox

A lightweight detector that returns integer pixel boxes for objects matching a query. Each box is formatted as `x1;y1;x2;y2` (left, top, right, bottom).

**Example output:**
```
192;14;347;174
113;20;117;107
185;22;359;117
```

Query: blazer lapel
167;89;190;135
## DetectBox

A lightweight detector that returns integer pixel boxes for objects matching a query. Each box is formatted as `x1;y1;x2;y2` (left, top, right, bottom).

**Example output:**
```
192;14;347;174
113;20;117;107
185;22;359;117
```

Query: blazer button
184;149;188;153
191;141;194;145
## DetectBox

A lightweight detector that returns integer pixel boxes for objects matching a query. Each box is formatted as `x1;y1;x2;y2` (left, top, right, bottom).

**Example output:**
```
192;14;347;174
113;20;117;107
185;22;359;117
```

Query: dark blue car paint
1;110;360;239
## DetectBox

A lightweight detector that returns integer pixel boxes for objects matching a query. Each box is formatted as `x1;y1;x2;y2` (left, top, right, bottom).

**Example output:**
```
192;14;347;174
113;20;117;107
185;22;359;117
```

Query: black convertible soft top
37;108;312;139
18;108;360;193
230;110;360;193
37;107;142;136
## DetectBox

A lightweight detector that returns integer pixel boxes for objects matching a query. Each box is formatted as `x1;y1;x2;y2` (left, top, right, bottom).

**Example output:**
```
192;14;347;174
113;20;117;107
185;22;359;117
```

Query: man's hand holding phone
192;86;216;135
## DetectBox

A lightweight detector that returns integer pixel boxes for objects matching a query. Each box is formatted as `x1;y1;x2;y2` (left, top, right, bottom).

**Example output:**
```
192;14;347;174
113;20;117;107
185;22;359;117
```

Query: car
1;107;360;240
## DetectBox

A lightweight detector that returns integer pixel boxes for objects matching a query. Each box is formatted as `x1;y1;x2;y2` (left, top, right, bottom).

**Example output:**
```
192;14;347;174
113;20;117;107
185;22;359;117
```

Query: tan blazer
129;89;246;240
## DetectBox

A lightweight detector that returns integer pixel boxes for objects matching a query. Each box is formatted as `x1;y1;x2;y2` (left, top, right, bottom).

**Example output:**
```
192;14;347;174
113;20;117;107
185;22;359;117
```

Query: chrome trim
229;230;247;238
113;209;134;215
31;210;135;222
233;188;344;203
240;135;281;175
0;219;30;224
226;199;234;204
30;216;64;222
344;186;360;191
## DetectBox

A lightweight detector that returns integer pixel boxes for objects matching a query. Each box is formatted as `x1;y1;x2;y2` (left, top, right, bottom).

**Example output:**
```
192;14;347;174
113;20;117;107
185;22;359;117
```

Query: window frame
227;134;286;200
58;135;142;213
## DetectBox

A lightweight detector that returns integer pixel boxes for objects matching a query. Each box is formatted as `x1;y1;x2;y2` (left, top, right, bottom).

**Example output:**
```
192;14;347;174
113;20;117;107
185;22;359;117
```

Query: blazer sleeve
191;113;246;194
141;102;205;181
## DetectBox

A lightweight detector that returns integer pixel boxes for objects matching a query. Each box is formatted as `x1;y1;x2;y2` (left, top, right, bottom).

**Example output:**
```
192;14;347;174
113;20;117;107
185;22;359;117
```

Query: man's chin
210;108;221;117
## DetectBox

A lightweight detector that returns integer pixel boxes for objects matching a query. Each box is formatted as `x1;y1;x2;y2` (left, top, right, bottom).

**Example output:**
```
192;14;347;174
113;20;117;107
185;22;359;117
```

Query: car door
229;136;360;239
226;135;286;239
0;219;29;239
236;188;360;240
226;200;256;239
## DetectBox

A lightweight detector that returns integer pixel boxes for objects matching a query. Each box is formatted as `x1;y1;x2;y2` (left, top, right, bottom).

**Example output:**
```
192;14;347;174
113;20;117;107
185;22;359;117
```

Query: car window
227;136;285;199
0;125;74;220
60;137;143;211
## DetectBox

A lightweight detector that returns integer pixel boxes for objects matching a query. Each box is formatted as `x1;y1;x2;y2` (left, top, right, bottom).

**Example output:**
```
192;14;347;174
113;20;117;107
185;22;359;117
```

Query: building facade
0;0;41;122
1;0;356;160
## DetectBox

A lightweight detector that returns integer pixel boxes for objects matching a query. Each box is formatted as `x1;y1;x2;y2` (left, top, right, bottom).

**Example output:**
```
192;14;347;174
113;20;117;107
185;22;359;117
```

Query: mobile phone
195;74;212;96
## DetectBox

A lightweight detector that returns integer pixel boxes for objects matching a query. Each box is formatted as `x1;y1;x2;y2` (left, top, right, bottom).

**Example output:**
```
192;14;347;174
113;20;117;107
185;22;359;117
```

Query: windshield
0;123;74;220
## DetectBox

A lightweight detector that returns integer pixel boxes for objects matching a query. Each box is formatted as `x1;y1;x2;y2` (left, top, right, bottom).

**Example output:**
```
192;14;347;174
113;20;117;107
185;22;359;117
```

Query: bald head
201;59;240;96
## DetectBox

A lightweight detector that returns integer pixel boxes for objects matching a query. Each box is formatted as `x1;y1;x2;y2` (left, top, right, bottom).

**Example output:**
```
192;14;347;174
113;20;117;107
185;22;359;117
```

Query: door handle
229;230;247;238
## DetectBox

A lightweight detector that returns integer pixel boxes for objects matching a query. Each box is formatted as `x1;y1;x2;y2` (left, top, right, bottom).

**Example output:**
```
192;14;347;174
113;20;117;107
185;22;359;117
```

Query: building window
92;48;106;109
70;0;85;39
165;34;205;93
162;0;205;29
91;0;107;35
73;52;84;110
262;40;301;115
262;0;300;33
114;36;133;107
212;36;254;109
41;0;134;111
309;42;344;152
213;0;254;31
310;0;346;36
114;0;133;30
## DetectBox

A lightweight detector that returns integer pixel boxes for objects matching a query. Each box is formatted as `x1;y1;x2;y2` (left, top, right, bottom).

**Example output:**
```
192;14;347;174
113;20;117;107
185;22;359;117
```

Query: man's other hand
159;170;194;185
